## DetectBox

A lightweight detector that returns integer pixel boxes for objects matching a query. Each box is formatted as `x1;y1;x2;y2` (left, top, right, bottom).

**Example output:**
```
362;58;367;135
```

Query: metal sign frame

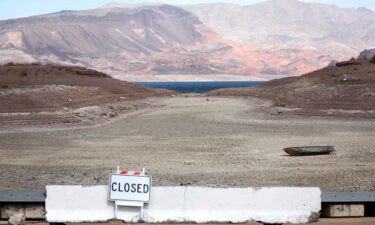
107;173;152;203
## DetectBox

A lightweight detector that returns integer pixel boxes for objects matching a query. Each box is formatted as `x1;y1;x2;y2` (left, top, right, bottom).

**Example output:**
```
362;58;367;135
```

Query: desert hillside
208;57;375;118
0;63;172;128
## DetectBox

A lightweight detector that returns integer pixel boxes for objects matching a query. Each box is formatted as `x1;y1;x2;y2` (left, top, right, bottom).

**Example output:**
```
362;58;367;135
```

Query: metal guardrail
322;192;375;203
0;191;45;202
0;190;374;203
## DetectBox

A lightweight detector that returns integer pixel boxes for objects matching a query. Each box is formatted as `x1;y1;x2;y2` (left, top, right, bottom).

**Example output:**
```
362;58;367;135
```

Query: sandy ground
0;96;374;191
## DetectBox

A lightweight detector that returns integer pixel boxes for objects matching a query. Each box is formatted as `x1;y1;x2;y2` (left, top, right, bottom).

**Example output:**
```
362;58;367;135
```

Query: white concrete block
138;186;186;222
46;185;321;224
183;187;321;224
46;186;113;222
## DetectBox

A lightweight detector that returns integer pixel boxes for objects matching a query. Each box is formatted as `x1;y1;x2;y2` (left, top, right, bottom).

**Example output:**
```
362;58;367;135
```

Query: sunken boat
284;146;335;156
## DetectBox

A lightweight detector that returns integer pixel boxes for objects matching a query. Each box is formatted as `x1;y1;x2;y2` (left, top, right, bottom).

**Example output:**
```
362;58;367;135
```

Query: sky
0;0;374;20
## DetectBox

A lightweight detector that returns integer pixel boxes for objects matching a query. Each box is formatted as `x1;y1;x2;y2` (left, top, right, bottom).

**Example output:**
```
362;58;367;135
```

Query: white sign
108;174;152;202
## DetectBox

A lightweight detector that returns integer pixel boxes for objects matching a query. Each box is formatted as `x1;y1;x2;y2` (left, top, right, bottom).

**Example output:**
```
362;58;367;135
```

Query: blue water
134;81;265;93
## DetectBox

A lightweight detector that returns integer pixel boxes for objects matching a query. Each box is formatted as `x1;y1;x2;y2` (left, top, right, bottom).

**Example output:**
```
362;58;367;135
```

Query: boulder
327;60;338;67
358;49;375;60
8;213;25;225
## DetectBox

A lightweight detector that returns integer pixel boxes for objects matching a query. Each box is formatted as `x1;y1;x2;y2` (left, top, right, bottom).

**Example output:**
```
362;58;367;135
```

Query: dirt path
0;96;374;191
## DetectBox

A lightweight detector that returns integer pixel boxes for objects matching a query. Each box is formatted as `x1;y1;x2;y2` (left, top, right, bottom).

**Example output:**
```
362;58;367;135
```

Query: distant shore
112;74;289;82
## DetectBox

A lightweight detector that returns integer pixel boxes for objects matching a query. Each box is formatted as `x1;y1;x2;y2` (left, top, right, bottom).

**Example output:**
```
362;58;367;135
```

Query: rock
340;76;360;83
8;213;25;225
108;112;118;118
327;60;338;67
358;49;375;60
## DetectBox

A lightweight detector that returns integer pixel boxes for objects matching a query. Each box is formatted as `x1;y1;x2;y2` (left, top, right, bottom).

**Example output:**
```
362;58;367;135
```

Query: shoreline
113;74;289;82
0;93;375;134
2;95;375;133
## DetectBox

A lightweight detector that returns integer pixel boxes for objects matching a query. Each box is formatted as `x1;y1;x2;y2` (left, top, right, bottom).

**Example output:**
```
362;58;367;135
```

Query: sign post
108;167;152;219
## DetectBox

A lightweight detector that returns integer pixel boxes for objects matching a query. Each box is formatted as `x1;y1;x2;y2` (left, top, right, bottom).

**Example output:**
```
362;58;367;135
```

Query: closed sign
108;174;152;202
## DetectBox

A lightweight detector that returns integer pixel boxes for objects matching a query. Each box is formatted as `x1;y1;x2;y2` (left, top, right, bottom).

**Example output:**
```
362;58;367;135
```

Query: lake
134;81;265;93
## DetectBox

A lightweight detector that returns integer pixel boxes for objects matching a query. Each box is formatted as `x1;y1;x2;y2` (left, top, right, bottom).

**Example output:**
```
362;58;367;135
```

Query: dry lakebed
0;96;374;192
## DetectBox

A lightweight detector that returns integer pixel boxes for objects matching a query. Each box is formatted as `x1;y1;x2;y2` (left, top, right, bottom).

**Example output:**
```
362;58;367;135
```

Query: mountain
0;5;247;80
1;0;375;81
0;6;204;67
183;0;375;49
0;3;300;81
182;0;375;72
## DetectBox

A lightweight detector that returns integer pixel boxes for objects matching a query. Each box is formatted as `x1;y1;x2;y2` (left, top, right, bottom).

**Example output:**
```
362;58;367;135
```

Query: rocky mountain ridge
0;5;263;80
1;0;374;81
182;0;375;71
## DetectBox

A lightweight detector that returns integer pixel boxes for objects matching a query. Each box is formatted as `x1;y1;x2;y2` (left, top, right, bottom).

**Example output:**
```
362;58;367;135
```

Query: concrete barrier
46;186;321;224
